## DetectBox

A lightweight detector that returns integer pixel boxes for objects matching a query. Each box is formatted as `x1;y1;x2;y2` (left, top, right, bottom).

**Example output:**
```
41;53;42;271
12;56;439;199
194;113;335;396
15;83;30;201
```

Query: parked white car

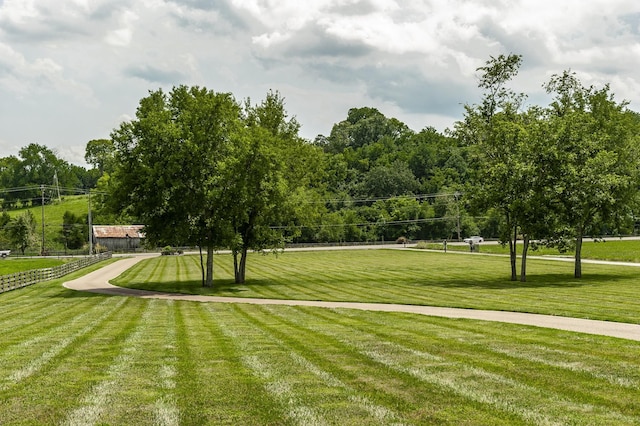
463;236;484;244
0;249;10;258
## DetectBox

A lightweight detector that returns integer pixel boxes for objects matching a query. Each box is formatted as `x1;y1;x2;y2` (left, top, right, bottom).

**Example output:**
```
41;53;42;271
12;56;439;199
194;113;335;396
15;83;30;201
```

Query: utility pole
454;191;461;241
88;190;93;255
41;185;45;255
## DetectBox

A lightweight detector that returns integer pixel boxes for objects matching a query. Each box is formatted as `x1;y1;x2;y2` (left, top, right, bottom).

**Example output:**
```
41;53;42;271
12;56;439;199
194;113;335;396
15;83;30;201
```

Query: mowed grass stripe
0;298;146;425
172;301;283;424
0;297;90;342
115;250;640;323
0;297;127;390
263;305;640;425
226;303;522;425
208;303;398;425
64;299;158;425
364;313;640;418
80;298;181;425
208;302;407;425
153;300;180;426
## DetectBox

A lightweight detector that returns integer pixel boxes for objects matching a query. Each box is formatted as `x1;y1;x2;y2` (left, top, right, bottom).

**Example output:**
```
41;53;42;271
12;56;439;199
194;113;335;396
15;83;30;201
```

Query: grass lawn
432;238;640;262
0;255;639;425
114;249;640;323
3;195;89;254
0;258;66;275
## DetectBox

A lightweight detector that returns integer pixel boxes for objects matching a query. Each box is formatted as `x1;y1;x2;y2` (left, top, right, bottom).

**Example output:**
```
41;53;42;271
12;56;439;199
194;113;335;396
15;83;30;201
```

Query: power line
305;192;462;204
270;217;452;229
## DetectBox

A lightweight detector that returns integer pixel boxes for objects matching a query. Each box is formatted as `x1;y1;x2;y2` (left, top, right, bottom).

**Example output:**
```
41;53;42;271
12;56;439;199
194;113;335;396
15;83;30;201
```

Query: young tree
59;211;87;251
7;211;37;254
544;72;640;277
224;92;323;283
455;54;530;281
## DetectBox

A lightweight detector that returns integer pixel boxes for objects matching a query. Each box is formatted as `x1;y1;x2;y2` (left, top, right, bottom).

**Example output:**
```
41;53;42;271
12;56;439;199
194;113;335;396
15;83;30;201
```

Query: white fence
0;252;112;294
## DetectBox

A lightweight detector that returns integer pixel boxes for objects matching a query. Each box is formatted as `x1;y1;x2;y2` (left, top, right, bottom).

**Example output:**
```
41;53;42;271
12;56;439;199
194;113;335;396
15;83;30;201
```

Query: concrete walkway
63;255;640;342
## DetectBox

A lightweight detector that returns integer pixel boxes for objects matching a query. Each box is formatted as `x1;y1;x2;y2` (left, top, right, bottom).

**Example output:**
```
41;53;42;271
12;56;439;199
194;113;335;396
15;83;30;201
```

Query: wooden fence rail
0;252;112;294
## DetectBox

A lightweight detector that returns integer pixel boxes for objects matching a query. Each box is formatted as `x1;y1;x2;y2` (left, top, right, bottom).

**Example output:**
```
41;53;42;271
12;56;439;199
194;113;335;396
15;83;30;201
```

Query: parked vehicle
0;249;10;258
463;236;484;244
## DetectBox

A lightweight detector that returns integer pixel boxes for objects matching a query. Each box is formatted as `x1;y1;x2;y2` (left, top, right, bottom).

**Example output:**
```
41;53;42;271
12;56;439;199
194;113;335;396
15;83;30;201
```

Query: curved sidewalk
63;256;640;342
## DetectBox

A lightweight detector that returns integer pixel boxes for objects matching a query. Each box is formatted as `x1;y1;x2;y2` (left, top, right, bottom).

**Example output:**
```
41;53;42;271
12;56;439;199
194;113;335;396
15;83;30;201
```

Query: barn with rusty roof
92;225;145;252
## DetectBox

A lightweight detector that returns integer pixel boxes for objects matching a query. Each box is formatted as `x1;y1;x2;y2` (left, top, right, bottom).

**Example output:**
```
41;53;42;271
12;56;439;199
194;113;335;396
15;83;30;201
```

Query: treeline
2;54;639;284
0;143;98;208
306;108;478;243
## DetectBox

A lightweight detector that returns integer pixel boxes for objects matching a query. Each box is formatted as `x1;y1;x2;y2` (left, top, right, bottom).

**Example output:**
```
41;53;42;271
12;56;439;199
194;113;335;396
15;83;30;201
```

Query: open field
3;195;89;254
114;249;640;323
428;238;640;262
0;254;639;425
0;258;66;275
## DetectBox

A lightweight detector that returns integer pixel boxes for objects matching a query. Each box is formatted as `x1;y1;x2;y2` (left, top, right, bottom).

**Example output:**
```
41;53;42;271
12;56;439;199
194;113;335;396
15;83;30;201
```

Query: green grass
0;258;66;275
1;259;639;425
114;249;640;323
3;195;89;253
431;238;640;262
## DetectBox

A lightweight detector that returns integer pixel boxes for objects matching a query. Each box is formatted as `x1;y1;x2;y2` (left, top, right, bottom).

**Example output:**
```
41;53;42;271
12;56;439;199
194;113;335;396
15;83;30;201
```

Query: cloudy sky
1;0;639;166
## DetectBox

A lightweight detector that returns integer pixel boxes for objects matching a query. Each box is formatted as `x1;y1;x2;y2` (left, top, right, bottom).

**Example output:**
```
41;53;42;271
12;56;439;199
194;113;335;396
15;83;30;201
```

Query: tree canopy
108;86;322;285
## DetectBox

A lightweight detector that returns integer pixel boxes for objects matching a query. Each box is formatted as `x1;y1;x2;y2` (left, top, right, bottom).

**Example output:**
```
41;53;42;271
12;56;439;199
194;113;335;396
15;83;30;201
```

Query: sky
1;0;640;167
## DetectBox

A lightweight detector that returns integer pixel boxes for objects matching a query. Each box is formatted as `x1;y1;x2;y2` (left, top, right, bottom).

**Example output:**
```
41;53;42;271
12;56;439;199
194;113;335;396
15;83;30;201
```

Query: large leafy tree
224;92;323;283
455;54;532;281
85;139;115;175
110;86;241;287
544;71;640;278
110;87;321;286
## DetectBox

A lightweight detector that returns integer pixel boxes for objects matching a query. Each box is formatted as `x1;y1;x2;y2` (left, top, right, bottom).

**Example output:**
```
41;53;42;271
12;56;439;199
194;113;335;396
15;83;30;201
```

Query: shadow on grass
108;272;630;297
402;273;619;290
116;279;275;295
57;288;107;299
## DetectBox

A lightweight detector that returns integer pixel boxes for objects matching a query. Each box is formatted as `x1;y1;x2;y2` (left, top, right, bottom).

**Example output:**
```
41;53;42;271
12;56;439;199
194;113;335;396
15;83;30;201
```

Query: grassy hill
3;195;91;254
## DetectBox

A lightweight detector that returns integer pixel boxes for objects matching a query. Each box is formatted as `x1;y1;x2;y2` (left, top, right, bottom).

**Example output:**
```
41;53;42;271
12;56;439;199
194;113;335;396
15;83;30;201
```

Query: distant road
64;254;640;342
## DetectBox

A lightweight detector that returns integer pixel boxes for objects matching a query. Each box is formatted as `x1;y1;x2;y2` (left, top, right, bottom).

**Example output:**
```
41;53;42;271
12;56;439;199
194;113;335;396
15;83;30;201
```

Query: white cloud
1;0;640;165
104;9;139;47
0;42;95;103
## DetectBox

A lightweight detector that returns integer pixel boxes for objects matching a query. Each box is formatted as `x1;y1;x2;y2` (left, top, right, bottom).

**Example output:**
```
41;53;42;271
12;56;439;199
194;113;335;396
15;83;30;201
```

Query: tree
7;211;37;254
544;71;640;278
455;54;530;281
0;211;11;247
16;144;81;204
110;85;241;287
224;92;323;283
85;139;115;175
357;160;420;199
59;211;87;251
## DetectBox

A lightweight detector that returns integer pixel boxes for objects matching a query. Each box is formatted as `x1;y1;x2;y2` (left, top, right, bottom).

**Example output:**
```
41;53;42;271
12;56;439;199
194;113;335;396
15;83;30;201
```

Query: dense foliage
0;143;98;210
108;87;321;285
2;54;639;282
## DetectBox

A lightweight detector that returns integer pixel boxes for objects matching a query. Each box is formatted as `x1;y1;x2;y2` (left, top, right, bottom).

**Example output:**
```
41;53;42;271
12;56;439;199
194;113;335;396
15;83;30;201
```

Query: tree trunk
199;246;205;287
509;225;517;281
574;232;583;279
233;249;239;281
520;235;529;282
235;246;248;284
205;245;214;287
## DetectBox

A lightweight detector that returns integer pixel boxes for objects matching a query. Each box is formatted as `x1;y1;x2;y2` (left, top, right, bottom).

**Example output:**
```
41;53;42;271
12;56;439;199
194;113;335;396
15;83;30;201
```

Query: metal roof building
92;225;145;252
